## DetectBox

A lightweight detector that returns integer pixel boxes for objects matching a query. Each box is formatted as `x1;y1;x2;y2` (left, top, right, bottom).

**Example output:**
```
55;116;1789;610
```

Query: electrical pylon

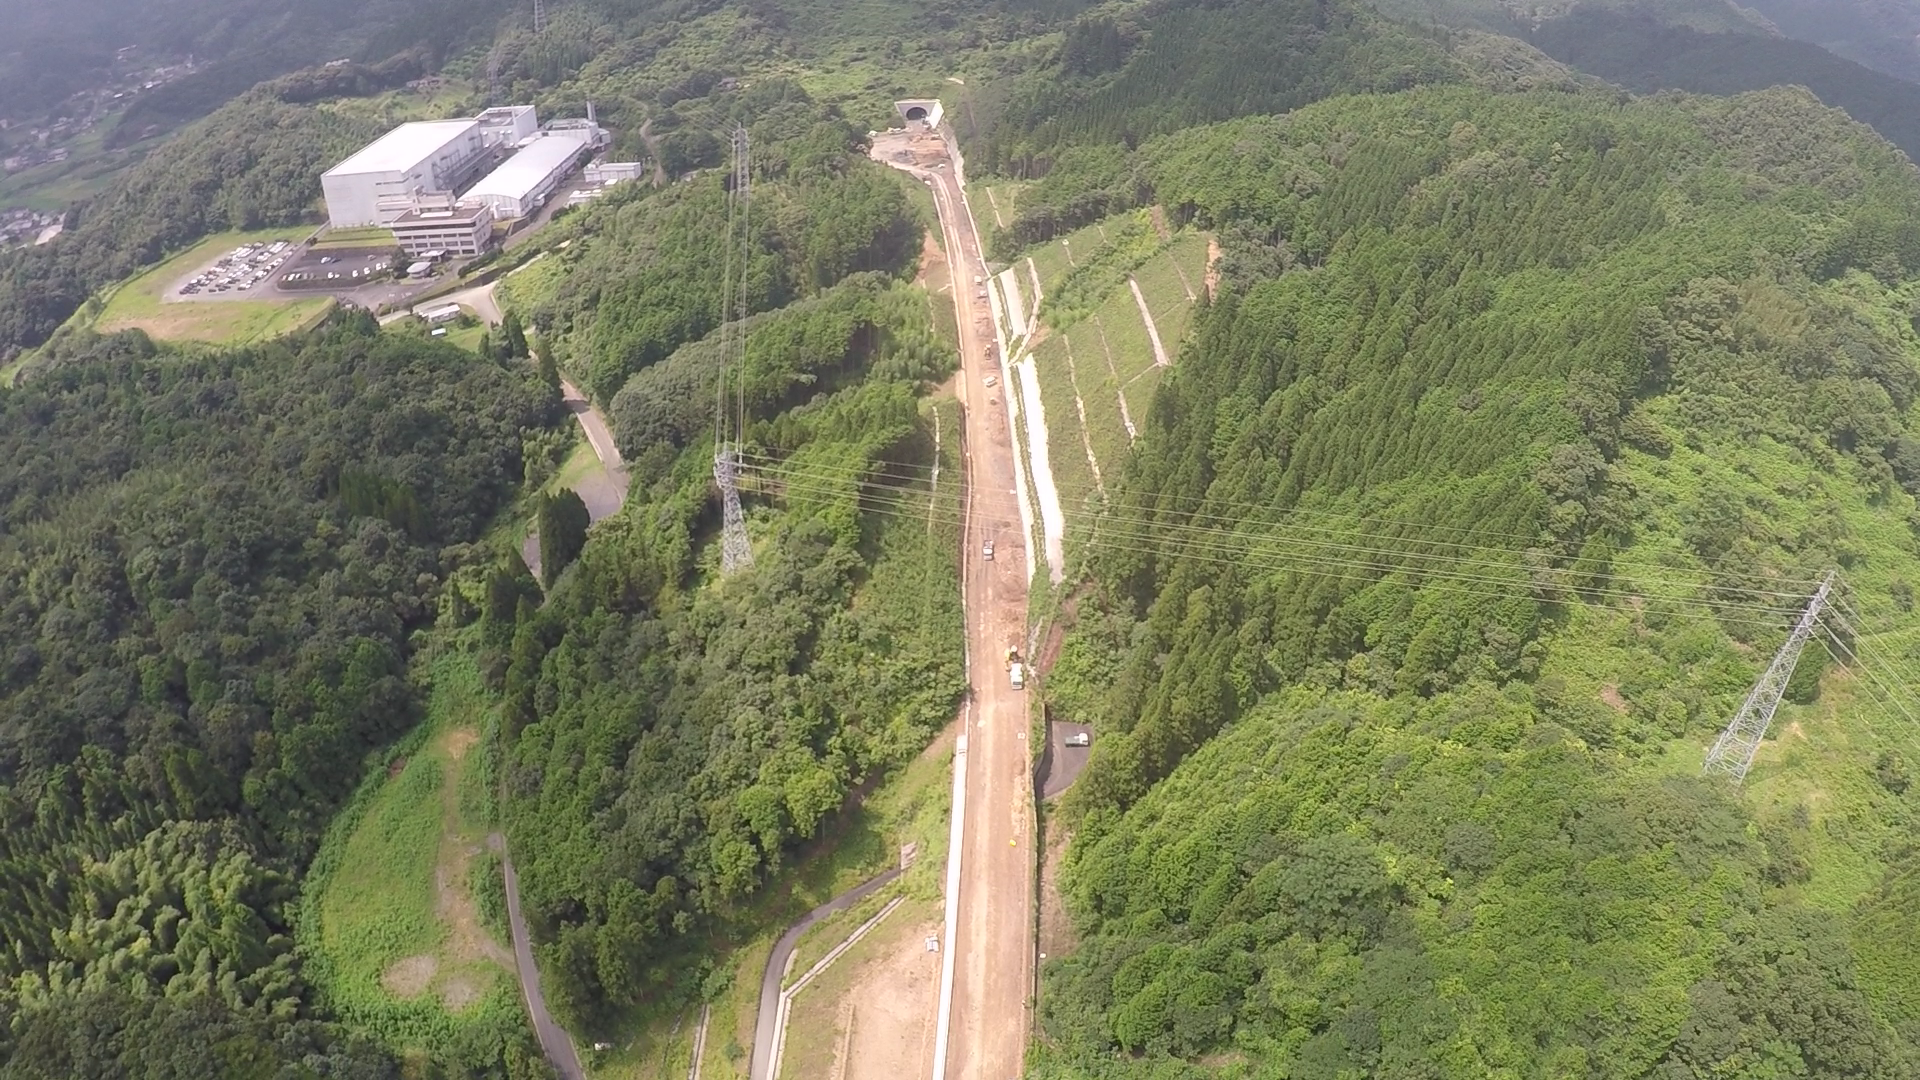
715;125;754;576
533;0;547;33
1703;570;1836;782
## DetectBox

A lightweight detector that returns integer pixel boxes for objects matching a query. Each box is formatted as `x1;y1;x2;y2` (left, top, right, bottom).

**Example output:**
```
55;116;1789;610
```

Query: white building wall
322;124;489;228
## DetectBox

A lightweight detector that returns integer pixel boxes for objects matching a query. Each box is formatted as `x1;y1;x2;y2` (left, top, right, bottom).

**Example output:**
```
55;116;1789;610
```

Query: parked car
982;539;995;561
1066;732;1091;748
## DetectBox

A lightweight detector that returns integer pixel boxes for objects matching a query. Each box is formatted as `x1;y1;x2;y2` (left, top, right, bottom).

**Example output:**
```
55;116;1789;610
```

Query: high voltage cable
1826;599;1920;722
731;447;1824;604
1813;619;1920;753
733;454;1818;617
732;461;1812;633
736;455;1805;618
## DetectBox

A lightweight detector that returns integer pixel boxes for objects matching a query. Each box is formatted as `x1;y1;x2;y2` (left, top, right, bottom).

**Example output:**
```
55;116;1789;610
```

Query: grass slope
301;651;518;1056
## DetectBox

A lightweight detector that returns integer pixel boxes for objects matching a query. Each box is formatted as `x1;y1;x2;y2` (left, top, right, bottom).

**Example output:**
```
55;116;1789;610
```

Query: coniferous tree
536;488;590;587
503;311;530;359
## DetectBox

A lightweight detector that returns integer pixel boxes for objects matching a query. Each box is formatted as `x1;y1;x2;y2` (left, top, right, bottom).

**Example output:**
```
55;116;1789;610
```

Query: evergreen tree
503;311;530;359
537;347;560;393
536;488;590;587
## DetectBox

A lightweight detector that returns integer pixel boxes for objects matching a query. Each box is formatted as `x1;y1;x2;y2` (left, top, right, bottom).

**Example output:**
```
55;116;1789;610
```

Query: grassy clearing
1029;335;1102;525
87;227;332;344
315;226;396;250
1030;220;1118;297
1093;287;1158;384
1068;323;1138;491
301;650;518;1055
494;252;567;317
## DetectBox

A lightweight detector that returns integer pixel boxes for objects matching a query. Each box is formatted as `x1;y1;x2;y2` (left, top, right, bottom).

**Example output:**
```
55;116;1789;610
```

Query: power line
733;452;1814;622
733;458;1811;636
714;125;754;575
730;447;1824;606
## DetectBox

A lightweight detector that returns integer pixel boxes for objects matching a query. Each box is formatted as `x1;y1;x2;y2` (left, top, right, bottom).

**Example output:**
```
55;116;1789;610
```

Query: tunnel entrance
904;105;929;121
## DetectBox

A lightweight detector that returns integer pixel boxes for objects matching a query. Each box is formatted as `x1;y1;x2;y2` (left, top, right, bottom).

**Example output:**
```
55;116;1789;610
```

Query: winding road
746;867;906;1080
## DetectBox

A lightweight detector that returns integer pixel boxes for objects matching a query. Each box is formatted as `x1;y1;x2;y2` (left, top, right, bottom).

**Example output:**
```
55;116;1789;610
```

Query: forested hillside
0;0;512;125
1528;8;1920;160
1030;82;1920;1076
0;316;556;1073
1738;0;1920;84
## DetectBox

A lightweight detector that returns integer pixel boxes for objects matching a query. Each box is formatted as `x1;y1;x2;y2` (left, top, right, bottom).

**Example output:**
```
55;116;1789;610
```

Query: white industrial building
585;160;645;184
388;199;494;258
463;132;593;220
321;119;490;228
475;105;538;148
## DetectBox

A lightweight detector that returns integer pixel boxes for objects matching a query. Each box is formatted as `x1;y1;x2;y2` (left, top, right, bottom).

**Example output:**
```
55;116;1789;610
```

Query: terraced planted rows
1030;334;1102;520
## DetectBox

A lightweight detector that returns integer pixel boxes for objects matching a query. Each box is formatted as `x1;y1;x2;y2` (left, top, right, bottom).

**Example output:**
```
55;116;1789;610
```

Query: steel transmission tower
1703;570;1836;782
533;0;547;33
714;125;754;576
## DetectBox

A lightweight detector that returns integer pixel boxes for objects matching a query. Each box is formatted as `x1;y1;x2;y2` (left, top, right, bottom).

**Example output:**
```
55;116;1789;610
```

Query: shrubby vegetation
1029;81;1920;1075
523;82;921;404
489;220;963;1032
0;314;556;1070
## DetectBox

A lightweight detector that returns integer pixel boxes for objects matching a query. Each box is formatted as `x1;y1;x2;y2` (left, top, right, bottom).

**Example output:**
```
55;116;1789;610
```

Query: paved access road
497;837;586;1080
747;867;905;1080
875;125;1035;1080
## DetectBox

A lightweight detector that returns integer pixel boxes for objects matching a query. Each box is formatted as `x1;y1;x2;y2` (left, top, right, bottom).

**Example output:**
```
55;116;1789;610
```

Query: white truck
1009;662;1025;690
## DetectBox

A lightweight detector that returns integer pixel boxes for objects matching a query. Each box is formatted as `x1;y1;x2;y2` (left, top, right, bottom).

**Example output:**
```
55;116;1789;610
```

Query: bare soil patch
382;954;437;998
1599;684;1629;714
839;917;941;1080
387;756;409;778
441;974;485;1012
444;728;480;760
1149;205;1172;242
1205;236;1223;300
1037;588;1083;675
915;229;945;286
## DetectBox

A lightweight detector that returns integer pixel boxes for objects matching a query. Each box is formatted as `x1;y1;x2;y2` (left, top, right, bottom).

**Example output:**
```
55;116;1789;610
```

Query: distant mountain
1737;0;1920;84
1528;7;1920;159
0;0;514;124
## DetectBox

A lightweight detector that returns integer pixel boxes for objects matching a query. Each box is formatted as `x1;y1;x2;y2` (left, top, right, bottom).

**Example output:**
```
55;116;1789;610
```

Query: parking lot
278;249;393;290
169;238;302;301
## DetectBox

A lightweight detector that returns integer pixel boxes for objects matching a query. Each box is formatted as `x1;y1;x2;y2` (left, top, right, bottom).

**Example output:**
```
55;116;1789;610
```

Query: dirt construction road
874;127;1034;1080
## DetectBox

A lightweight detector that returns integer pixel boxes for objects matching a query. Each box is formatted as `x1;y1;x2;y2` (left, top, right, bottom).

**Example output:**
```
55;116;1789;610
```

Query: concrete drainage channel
763;894;909;1080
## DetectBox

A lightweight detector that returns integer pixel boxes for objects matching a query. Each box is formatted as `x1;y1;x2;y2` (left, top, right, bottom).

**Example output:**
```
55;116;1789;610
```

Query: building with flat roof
464;132;593;220
475;105;538;148
388;200;493;258
585;160;644;184
322;119;489;228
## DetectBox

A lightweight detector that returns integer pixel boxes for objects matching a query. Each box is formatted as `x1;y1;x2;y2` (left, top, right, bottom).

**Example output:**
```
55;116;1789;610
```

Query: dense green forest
1027;81;1920;1077
519;82;922;406
0;315;558;1074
